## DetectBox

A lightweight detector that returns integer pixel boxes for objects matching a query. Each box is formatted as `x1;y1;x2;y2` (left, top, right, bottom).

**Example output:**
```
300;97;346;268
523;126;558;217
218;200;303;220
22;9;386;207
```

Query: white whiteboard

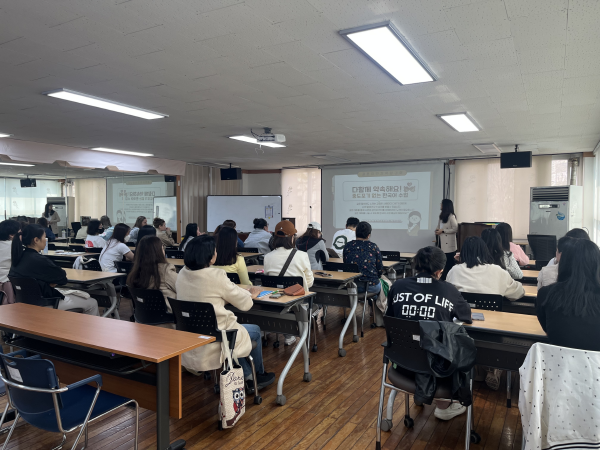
153;196;177;232
207;195;282;232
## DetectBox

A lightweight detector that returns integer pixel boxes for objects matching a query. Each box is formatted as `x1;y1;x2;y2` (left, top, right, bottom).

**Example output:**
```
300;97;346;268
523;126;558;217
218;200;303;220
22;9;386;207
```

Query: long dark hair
127;236;166;290
481;228;506;270
543;239;600;316
460;236;493;268
184;235;215;270
495;223;513;252
439;199;455;223
300;228;321;240
44;203;53;218
136;225;156;247
181;223;198;249
12;224;45;266
413;246;446;275
215;226;238;266
101;223;130;258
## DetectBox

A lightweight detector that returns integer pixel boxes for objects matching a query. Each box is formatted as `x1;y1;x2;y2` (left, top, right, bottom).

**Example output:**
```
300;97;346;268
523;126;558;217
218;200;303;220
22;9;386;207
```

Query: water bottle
43;239;48;255
61;230;66;239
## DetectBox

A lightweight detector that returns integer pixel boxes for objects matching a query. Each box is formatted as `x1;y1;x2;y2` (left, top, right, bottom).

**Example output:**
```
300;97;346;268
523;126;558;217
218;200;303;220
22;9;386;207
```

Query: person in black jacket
536;238;600;351
387;246;472;420
9;224;99;315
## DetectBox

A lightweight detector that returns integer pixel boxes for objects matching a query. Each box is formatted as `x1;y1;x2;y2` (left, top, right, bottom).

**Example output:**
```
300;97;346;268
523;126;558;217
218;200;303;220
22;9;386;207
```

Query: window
550;159;569;186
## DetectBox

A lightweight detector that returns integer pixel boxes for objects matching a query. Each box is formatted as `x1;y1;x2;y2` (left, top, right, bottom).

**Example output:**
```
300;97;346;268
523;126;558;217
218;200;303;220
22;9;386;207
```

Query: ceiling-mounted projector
253;127;286;143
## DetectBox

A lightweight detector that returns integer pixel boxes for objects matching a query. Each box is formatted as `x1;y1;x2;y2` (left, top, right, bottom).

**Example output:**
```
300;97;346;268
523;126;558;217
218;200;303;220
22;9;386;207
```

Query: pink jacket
510;242;529;266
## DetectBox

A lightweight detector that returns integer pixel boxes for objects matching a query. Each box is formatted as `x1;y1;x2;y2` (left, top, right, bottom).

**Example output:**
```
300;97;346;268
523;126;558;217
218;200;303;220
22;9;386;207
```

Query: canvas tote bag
219;330;246;428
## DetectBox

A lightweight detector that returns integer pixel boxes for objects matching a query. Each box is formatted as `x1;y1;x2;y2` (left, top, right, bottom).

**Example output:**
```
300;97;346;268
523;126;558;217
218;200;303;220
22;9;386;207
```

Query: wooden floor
0;301;522;450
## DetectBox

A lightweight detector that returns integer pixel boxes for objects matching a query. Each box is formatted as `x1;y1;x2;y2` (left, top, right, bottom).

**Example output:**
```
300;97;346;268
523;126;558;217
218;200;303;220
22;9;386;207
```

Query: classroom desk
46;249;85;261
0;303;214;450
520;269;540;284
233;285;316;406
328;258;405;281
63;268;123;318
166;252;263;268
247;265;363;357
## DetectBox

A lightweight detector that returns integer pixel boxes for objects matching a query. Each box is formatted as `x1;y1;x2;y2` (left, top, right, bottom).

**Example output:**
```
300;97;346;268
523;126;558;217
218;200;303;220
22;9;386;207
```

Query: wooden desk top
523;285;537;298
513;239;528;246
237;285;315;306
47;250;85;258
521;269;540;278
167;252;261;268
64;268;123;283
0;303;215;363
246;265;361;283
52;242;70;247
400;252;416;259
466;309;545;337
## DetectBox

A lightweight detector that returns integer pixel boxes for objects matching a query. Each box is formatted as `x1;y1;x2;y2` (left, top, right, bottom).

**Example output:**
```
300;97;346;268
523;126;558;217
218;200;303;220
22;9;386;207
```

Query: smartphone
270;293;283;299
257;291;274;298
472;313;485;321
315;272;332;278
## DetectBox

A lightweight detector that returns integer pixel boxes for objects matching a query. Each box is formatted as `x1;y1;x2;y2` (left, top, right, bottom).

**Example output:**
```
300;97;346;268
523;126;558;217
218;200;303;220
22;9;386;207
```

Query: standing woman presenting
435;199;458;280
42;203;60;236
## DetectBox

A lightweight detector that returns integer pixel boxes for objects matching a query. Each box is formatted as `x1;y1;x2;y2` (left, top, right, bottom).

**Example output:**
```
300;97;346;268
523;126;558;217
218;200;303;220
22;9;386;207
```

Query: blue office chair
0;349;139;450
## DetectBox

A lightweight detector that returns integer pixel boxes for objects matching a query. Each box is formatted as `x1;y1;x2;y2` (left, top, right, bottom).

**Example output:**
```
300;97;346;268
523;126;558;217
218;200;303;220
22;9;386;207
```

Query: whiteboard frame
207;195;282;232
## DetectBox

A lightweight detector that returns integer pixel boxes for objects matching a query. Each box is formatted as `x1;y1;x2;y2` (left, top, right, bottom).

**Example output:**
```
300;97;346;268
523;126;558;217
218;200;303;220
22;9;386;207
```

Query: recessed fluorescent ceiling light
339;22;435;85
473;143;501;154
43;89;167;120
229;136;286;148
0;162;35;167
0;133;12;138
91;147;154;157
437;113;479;132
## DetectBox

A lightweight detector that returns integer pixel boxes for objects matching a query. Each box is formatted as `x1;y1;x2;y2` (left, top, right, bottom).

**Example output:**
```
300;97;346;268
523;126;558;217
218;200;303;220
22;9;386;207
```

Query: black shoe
256;372;276;390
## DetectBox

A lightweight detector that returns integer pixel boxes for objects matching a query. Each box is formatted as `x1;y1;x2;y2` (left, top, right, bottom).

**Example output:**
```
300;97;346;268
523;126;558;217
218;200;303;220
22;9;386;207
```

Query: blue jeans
357;281;381;295
238;324;265;378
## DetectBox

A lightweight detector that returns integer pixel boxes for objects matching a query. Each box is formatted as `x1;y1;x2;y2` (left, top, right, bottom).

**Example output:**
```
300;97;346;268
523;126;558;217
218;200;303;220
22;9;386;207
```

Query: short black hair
355;221;372;239
184;235;216;270
460;236;494;268
565;228;590;240
414;246;446;275
253;218;268;229
87;219;102;236
346;217;360;228
0;220;20;241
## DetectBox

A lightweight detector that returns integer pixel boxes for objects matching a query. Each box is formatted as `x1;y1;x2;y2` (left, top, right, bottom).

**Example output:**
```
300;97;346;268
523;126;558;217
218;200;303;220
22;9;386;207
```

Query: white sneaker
284;335;296;346
434;403;466;421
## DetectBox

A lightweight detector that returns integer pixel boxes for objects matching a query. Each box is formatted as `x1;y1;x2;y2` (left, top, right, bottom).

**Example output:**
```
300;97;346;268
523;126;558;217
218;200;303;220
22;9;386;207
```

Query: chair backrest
0;351;61;415
81;258;102;272
260;275;303;289
226;273;241;284
323;262;360;273
127;286;174;325
243;247;260;253
126;241;136;247
527;234;556;262
115;261;134;275
383;316;433;374
48;243;56;250
165;250;184;259
85;247;102;254
71;239;85;245
69;245;85;252
71;222;81;235
460;292;504;311
381;251;401;261
8;277;58;308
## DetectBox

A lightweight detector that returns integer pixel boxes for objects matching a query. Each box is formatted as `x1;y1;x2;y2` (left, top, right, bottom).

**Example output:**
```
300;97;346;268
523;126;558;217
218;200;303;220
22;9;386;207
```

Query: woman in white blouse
435;199;458;280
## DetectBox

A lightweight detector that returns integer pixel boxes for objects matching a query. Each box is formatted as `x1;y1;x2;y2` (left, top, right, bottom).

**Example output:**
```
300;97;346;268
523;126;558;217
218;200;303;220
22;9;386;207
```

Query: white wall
242;172;281;196
583;156;595;235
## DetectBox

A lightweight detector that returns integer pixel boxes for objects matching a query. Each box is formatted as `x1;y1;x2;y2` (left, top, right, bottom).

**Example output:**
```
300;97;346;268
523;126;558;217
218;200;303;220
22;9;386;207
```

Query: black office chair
168;298;262;408
71;239;85;245
165;250;184;259
381;251;400;261
115;261;134;275
527;234;556;265
71;222;82;238
260;275;304;348
85;248;102;254
376;316;480;446
127;286;175;326
80;258;102;272
242;247;260;253
69;245;85;252
226;273;241;284
48;244;56;250
9;277;61;310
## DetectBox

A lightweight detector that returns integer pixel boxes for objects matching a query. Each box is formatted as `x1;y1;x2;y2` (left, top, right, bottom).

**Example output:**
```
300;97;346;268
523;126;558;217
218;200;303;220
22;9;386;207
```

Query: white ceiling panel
445;0;511;44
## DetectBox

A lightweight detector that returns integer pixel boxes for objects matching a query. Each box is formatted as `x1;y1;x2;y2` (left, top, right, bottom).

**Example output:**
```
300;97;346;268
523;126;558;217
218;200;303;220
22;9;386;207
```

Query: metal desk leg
100;281;120;319
338;283;358;357
275;313;310;406
156;360;184;450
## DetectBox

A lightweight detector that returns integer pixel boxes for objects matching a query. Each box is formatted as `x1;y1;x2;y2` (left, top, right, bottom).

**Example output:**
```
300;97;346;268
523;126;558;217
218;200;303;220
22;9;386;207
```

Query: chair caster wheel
341;318;346;324
371;323;377;329
217;420;223;430
470;432;481;444
273;341;280;348
254;396;262;405
404;417;414;428
303;373;312;382
353;335;359;343
338;348;346;357
204;372;211;380
213;385;220;395
380;418;393;432
276;395;286;405
361;332;364;338
312;344;317;352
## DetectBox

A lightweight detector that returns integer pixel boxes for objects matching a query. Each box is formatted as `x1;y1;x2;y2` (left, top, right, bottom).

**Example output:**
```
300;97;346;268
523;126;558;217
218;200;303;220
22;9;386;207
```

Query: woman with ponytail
9;224;99;315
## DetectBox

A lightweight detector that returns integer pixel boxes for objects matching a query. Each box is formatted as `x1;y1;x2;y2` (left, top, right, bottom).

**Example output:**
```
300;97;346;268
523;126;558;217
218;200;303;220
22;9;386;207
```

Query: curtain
454;156;555;239
180;164;242;232
282;168;321;235
72;179;106;222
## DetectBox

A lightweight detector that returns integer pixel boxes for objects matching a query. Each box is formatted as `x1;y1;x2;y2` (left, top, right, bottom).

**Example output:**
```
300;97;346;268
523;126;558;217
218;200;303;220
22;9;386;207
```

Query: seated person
180;223;201;251
127;236;177;323
36;217;56;241
343;221;383;294
222;220;245;249
153;217;175;248
546;228;590;267
243;218;272;255
85;219;107;249
481;228;522;279
100;215;114;241
99;223;134;272
538;236;577;288
296;222;329;270
135;225;156;247
537;238;600;351
0;220;20;304
387;246;472;420
9;224;99;315
176;235;275;389
496;222;529;266
75;224;88;240
447;236;524;300
332;217;359;257
128;216;147;244
213;226;251;285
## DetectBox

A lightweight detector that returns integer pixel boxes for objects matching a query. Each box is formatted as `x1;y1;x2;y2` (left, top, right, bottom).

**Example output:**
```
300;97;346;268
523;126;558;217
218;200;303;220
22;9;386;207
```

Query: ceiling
0;0;599;170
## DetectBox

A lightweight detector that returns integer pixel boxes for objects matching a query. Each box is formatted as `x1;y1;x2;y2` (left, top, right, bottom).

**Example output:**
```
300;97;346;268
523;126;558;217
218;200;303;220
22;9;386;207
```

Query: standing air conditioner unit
529;186;583;238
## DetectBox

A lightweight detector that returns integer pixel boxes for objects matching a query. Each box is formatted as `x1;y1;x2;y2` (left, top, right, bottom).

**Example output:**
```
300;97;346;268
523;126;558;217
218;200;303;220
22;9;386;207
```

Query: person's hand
248;286;262;298
435;229;443;235
454;252;460;261
166;227;171;233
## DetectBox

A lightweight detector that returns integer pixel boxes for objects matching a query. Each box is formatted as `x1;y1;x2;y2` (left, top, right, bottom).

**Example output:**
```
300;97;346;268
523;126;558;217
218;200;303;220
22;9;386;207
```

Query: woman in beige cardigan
176;235;276;389
42;203;60;235
435;199;458;280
